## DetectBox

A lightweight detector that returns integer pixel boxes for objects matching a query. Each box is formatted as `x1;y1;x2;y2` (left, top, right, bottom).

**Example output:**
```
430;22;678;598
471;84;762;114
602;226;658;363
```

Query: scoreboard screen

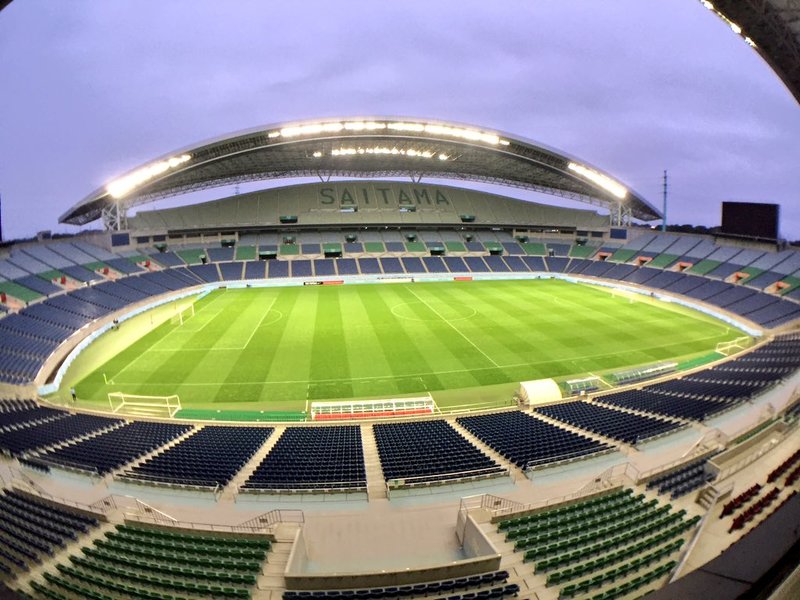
721;202;779;240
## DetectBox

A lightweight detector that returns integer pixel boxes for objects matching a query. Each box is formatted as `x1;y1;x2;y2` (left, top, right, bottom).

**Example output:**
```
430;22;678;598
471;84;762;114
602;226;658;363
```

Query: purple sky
1;1;798;241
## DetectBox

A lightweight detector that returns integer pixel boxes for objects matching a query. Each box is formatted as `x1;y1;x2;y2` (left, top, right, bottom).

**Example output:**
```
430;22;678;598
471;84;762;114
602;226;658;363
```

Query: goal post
108;392;182;418
716;336;750;356
170;304;195;326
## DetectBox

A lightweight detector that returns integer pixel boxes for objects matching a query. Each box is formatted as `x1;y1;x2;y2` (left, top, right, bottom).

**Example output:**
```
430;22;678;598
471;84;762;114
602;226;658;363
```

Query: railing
236;481;368;499
680;428;727;459
235;509;305;532
714;436;783;482
9;472;115;516
385;466;511;498
577;462;638;494
124;499;298;534
459;480;631;526
525;445;617;472
636;448;718;486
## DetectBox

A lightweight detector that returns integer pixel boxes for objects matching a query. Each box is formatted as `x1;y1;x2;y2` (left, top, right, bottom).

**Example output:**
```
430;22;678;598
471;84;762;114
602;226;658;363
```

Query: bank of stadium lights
700;1;757;48
106;154;191;199
327;147;447;159
567;162;627;199
266;120;509;146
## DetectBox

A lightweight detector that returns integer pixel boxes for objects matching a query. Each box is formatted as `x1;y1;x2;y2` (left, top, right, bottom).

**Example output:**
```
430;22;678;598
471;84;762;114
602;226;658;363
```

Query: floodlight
106;154;191;199
567;162;627;199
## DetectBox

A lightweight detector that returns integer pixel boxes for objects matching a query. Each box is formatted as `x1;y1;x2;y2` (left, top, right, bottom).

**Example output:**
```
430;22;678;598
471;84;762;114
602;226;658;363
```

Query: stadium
1;4;800;600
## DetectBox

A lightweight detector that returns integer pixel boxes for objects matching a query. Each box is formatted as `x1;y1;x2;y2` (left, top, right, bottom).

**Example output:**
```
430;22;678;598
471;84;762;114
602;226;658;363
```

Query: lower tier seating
33;421;194;475
457;411;614;469
535;402;683;445
124;425;274;488
242;426;366;491
374;419;505;485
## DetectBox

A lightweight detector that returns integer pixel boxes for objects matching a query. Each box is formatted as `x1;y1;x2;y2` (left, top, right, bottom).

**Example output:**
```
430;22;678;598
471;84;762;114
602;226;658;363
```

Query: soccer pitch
67;279;745;412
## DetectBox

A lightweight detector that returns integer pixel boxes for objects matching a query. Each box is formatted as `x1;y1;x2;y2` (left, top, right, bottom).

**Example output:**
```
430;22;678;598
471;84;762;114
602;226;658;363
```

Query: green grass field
63;279;745;413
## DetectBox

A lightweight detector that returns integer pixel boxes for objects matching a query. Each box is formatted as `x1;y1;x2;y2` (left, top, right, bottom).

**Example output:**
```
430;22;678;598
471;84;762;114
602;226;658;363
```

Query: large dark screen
721;202;779;240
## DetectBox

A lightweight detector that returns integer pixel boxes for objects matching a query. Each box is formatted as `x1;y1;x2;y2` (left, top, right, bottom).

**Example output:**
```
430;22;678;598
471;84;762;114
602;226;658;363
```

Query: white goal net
108;392;182;418
716;336;750;356
170;304;195;326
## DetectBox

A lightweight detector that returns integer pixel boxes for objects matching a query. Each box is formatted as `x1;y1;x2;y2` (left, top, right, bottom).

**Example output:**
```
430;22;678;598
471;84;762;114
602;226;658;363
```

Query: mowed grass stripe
74;280;746;407
214;288;287;403
352;284;450;396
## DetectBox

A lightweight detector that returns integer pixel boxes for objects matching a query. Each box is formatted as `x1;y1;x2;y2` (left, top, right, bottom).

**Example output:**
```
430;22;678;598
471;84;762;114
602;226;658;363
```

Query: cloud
0;0;797;239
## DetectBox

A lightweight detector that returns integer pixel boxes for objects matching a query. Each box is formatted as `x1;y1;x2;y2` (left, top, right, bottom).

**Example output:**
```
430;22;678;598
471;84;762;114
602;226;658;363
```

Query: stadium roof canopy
701;0;800;104
60;117;660;230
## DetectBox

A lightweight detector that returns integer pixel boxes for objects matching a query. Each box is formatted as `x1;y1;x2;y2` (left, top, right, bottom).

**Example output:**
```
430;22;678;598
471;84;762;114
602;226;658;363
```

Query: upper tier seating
373;419;505;484
124;425;274;488
242;426;366;491
457;411;613;469
535;402;683;445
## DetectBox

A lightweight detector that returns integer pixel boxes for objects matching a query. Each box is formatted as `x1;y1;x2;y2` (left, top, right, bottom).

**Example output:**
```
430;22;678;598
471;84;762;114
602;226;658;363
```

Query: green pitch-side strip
38;270;67;282
608;249;636;263
364;242;385;253
676;352;723;371
778;275;800;295
235;246;257;260
522;242;547;255
646;254;679;269
174;408;306;422
739;267;764;281
405;241;426;252
127;255;148;267
568;244;597;258
83;261;109;272
279;244;299;255
176;249;206;265
0;281;42;302
688;259;721;275
445;241;466;252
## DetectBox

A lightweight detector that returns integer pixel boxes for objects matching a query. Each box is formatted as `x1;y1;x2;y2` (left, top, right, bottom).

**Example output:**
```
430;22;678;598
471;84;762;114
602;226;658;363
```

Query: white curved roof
60;117;660;226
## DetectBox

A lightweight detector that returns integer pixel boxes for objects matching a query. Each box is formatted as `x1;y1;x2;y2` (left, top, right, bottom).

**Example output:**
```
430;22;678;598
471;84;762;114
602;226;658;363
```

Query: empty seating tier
645;457;715;499
242;426;366;491
457;411;613;469
0;490;99;574
535;402;683;445
28;522;270;600
282;571;518;600
496;487;698;600
34;421;194;475
124;425;274;488
0;413;123;457
373;419;505;485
